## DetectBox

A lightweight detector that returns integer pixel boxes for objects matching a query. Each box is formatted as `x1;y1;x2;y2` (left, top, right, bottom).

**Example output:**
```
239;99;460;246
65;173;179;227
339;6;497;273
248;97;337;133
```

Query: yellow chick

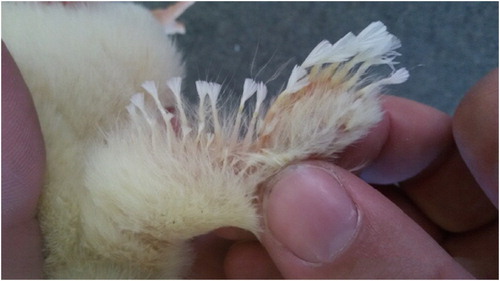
2;2;408;278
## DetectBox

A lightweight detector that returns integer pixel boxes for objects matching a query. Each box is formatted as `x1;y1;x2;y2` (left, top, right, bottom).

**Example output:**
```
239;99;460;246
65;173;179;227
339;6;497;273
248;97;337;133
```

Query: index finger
337;94;453;185
453;69;498;206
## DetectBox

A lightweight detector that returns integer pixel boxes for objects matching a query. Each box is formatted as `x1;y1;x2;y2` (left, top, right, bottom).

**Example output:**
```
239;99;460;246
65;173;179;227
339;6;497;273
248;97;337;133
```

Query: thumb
259;161;473;279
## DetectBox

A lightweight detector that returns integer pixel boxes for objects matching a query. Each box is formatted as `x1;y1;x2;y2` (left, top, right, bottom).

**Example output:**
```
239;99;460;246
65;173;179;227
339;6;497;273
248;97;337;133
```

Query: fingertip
336;108;390;171
259;161;472;279
360;95;453;184
259;162;361;278
453;68;498;207
261;162;359;266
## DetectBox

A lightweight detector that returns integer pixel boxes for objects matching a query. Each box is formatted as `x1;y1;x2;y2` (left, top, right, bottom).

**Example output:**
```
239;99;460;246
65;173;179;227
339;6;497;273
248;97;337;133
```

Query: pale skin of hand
216;69;498;279
2;41;497;278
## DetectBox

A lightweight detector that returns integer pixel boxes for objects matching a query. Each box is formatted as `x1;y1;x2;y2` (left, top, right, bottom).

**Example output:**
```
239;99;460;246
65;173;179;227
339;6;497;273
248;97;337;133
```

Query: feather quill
2;2;408;278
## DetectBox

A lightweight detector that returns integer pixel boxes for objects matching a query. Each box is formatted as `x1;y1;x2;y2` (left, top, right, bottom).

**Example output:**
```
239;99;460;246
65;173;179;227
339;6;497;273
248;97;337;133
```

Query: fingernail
263;164;359;264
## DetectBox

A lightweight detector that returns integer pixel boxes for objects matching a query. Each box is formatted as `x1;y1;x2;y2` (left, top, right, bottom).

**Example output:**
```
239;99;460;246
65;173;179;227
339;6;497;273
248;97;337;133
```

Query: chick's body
3;2;189;278
2;2;408;279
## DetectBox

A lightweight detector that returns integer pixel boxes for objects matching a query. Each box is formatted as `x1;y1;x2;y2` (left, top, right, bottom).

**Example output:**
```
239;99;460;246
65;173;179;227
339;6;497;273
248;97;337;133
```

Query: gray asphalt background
139;2;498;115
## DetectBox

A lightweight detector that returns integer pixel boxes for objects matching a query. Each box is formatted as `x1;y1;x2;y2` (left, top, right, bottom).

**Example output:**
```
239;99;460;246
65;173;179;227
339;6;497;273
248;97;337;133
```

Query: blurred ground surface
139;2;498;114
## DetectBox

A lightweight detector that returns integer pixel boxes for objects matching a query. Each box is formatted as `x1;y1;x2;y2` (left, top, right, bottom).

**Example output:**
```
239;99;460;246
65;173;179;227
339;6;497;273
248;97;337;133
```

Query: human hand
2;42;45;278
219;69;498;279
3;36;497;279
